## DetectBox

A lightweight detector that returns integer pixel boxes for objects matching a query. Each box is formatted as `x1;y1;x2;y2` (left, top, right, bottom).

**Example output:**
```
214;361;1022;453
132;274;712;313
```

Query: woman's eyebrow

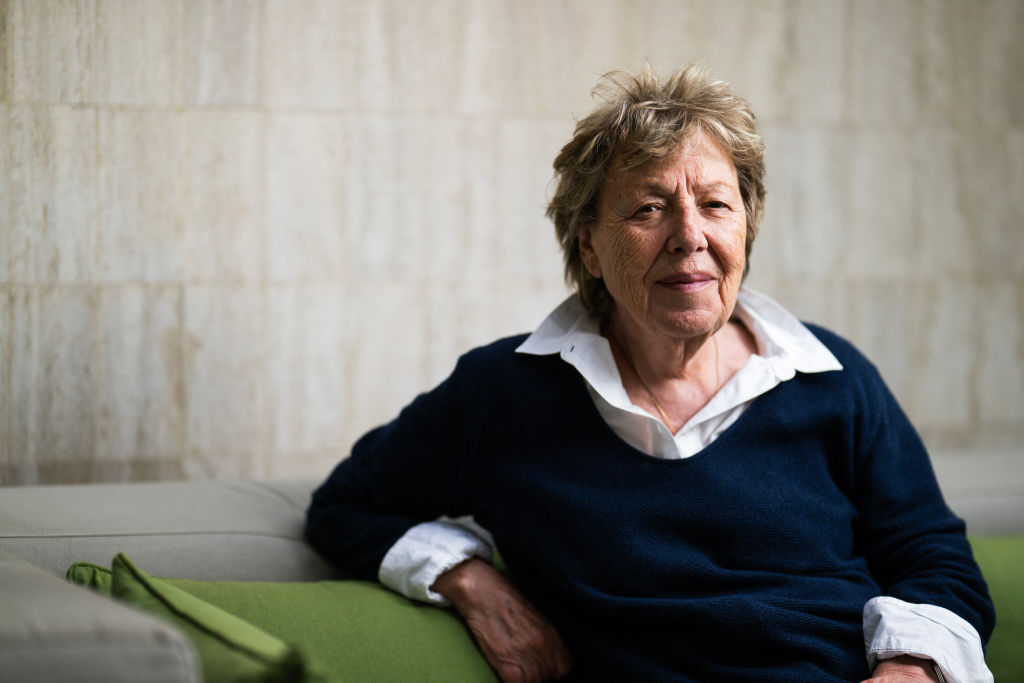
692;180;738;194
621;179;736;197
620;178;675;195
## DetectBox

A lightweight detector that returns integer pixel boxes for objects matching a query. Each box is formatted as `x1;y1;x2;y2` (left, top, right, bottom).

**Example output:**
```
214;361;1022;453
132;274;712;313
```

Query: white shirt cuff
864;596;993;683
378;517;494;605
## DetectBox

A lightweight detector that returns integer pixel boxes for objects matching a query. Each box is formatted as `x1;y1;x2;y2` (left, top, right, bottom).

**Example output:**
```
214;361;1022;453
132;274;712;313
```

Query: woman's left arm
850;360;995;682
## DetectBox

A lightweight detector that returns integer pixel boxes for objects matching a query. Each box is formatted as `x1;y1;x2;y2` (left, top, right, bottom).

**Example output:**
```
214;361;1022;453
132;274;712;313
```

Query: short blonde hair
547;64;766;319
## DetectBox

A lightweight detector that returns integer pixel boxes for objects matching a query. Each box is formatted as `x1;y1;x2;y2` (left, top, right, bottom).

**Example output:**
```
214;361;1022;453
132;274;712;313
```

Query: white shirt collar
515;287;842;458
517;287;840;372
516;293;635;410
728;287;843;376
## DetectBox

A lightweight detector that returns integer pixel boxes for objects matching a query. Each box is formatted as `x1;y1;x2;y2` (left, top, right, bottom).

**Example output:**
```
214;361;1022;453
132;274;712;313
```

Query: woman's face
579;133;747;343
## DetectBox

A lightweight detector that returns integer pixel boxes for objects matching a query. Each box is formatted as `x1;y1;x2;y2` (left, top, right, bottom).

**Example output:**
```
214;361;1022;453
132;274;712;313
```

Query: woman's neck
604;313;756;433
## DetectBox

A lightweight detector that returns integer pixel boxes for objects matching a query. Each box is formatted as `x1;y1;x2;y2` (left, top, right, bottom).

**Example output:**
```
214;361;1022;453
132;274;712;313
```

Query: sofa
0;477;1020;682
0;479;497;682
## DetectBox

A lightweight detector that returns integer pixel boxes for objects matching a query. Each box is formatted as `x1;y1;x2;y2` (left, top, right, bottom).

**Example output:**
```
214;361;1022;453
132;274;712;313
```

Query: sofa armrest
0;551;200;683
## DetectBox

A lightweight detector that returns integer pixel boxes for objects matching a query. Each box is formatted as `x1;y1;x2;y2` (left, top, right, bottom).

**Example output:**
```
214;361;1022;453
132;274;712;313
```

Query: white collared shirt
377;288;991;683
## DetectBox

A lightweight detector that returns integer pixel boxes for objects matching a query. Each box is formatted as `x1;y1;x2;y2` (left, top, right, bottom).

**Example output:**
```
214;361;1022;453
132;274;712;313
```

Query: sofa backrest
0;478;342;581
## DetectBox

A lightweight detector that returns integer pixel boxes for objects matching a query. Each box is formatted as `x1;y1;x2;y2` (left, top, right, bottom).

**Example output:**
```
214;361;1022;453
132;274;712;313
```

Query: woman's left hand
860;655;940;682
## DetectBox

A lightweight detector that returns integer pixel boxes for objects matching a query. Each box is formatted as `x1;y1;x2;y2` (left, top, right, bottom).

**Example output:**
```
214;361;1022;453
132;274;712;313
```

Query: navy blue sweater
307;325;994;682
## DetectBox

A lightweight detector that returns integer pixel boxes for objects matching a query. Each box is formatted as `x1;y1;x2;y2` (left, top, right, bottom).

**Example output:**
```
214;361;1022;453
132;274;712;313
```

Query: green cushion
970;536;1024;682
105;554;311;683
68;555;497;683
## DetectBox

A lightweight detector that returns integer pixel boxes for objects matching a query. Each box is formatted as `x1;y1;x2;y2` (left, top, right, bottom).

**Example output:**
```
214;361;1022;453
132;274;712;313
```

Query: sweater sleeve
305;354;480;581
846;353;995;647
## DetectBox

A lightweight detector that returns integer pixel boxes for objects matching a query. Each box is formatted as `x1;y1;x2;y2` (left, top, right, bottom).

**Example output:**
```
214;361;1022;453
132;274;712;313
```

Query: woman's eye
634;205;660;216
704;200;730;210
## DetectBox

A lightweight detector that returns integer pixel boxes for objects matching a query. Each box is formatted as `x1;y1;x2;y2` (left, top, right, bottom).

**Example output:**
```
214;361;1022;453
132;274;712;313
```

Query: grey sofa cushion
0;551;200;683
0;478;341;580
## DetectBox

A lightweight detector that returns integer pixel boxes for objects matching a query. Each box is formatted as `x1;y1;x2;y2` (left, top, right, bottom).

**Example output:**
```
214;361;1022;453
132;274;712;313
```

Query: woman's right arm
433;558;573;683
311;468;572;682
306;352;572;681
305;365;473;579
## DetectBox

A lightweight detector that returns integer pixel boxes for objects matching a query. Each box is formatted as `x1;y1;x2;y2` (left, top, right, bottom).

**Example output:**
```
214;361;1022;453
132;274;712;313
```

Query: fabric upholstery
0;479;340;580
0;551;199;683
68;555;497;683
109;554;312;683
970;536;1024;681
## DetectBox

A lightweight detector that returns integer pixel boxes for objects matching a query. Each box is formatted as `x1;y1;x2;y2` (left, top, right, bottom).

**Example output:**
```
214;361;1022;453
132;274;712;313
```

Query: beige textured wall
1;0;1022;488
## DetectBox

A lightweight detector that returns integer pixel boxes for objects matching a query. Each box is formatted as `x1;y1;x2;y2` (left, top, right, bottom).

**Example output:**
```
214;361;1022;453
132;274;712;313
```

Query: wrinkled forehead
604;131;739;192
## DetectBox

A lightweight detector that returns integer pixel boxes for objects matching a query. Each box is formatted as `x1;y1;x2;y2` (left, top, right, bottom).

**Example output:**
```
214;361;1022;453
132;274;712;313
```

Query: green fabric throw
108;554;310;683
67;555;497;683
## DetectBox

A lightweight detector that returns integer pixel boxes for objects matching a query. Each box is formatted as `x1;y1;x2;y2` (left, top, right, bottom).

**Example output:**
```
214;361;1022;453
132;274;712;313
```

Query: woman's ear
578;225;602;278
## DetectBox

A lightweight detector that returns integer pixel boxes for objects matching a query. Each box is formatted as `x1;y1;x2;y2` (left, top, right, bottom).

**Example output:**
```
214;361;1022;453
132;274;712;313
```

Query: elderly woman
307;66;994;682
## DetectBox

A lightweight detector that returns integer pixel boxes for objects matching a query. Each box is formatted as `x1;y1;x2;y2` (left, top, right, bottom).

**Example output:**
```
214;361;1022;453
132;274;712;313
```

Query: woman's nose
666;206;708;254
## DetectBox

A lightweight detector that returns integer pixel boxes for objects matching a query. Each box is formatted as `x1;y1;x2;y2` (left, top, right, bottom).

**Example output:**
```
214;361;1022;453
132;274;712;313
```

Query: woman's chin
652;309;726;341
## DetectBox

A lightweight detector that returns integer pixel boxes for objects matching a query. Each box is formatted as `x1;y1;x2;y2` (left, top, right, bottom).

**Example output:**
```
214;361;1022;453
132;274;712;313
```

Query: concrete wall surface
1;1;1022;509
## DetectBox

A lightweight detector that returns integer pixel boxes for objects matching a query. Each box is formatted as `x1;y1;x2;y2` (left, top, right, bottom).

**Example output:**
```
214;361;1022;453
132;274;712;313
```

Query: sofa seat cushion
69;554;498;683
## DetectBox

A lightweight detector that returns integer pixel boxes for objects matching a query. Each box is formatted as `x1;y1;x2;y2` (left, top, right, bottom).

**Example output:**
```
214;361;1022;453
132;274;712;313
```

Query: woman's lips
656;272;716;292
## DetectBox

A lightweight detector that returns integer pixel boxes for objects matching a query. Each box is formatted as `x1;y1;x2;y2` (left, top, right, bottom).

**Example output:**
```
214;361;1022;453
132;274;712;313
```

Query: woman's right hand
432;558;573;683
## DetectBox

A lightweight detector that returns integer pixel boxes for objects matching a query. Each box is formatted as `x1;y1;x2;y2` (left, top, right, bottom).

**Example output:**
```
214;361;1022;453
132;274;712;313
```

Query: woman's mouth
656;272;716;293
